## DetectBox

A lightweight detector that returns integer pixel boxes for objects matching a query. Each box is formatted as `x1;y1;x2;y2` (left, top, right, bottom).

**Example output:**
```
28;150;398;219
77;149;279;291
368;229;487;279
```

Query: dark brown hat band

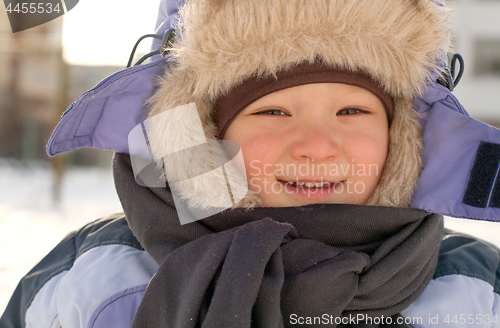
214;62;393;139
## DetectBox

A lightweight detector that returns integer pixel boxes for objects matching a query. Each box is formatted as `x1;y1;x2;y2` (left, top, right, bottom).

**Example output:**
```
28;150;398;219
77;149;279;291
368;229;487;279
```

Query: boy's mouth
278;179;343;199
283;181;334;189
278;179;343;191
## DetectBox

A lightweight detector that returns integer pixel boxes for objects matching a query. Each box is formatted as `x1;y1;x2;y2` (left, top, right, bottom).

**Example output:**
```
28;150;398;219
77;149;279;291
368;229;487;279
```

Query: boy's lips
278;178;340;186
277;179;344;199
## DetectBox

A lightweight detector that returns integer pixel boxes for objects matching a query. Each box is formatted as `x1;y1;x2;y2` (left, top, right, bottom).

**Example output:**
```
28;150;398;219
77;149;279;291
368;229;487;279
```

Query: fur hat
145;0;452;210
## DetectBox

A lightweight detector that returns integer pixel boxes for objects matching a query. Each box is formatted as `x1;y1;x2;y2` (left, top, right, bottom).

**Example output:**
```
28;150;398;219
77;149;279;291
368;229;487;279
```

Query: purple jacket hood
47;0;500;222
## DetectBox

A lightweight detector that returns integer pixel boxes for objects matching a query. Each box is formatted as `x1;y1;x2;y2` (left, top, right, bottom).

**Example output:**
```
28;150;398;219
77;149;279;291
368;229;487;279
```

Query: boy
3;0;500;327
219;79;390;207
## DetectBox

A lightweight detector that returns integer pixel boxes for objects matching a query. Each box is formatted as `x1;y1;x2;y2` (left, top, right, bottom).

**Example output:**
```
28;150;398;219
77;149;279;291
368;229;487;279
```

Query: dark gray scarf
112;153;443;328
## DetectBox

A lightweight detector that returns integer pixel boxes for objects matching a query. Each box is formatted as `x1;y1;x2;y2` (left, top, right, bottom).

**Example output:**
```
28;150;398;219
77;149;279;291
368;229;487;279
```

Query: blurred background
0;0;161;313
1;0;500;314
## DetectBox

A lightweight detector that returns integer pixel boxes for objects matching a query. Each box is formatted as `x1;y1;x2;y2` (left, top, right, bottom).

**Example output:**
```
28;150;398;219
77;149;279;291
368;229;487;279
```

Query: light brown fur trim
170;0;451;101
146;0;450;209
366;97;424;207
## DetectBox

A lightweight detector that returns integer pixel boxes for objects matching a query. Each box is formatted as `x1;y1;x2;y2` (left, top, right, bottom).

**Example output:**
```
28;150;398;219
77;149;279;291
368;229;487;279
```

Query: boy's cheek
239;136;282;174
245;160;274;183
248;177;262;194
347;135;388;168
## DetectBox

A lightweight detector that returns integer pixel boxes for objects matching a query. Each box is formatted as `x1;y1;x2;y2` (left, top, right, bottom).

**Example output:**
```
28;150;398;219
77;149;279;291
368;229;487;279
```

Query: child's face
223;83;389;207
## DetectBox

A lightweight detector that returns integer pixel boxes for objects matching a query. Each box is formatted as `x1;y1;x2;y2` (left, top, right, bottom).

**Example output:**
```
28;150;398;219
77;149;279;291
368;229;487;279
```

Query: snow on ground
2;160;500;314
0;160;123;314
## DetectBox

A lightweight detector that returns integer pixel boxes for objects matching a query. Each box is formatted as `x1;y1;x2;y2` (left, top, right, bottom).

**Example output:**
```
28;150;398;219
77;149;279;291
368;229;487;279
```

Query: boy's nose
289;128;340;162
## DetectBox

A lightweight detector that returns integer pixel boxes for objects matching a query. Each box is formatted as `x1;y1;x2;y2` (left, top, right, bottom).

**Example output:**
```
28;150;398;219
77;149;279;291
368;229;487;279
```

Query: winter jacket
1;214;500;328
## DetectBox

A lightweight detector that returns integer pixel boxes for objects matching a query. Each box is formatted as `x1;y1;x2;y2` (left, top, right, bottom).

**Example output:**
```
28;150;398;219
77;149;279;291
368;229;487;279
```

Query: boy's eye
255;109;288;116
337;108;364;116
